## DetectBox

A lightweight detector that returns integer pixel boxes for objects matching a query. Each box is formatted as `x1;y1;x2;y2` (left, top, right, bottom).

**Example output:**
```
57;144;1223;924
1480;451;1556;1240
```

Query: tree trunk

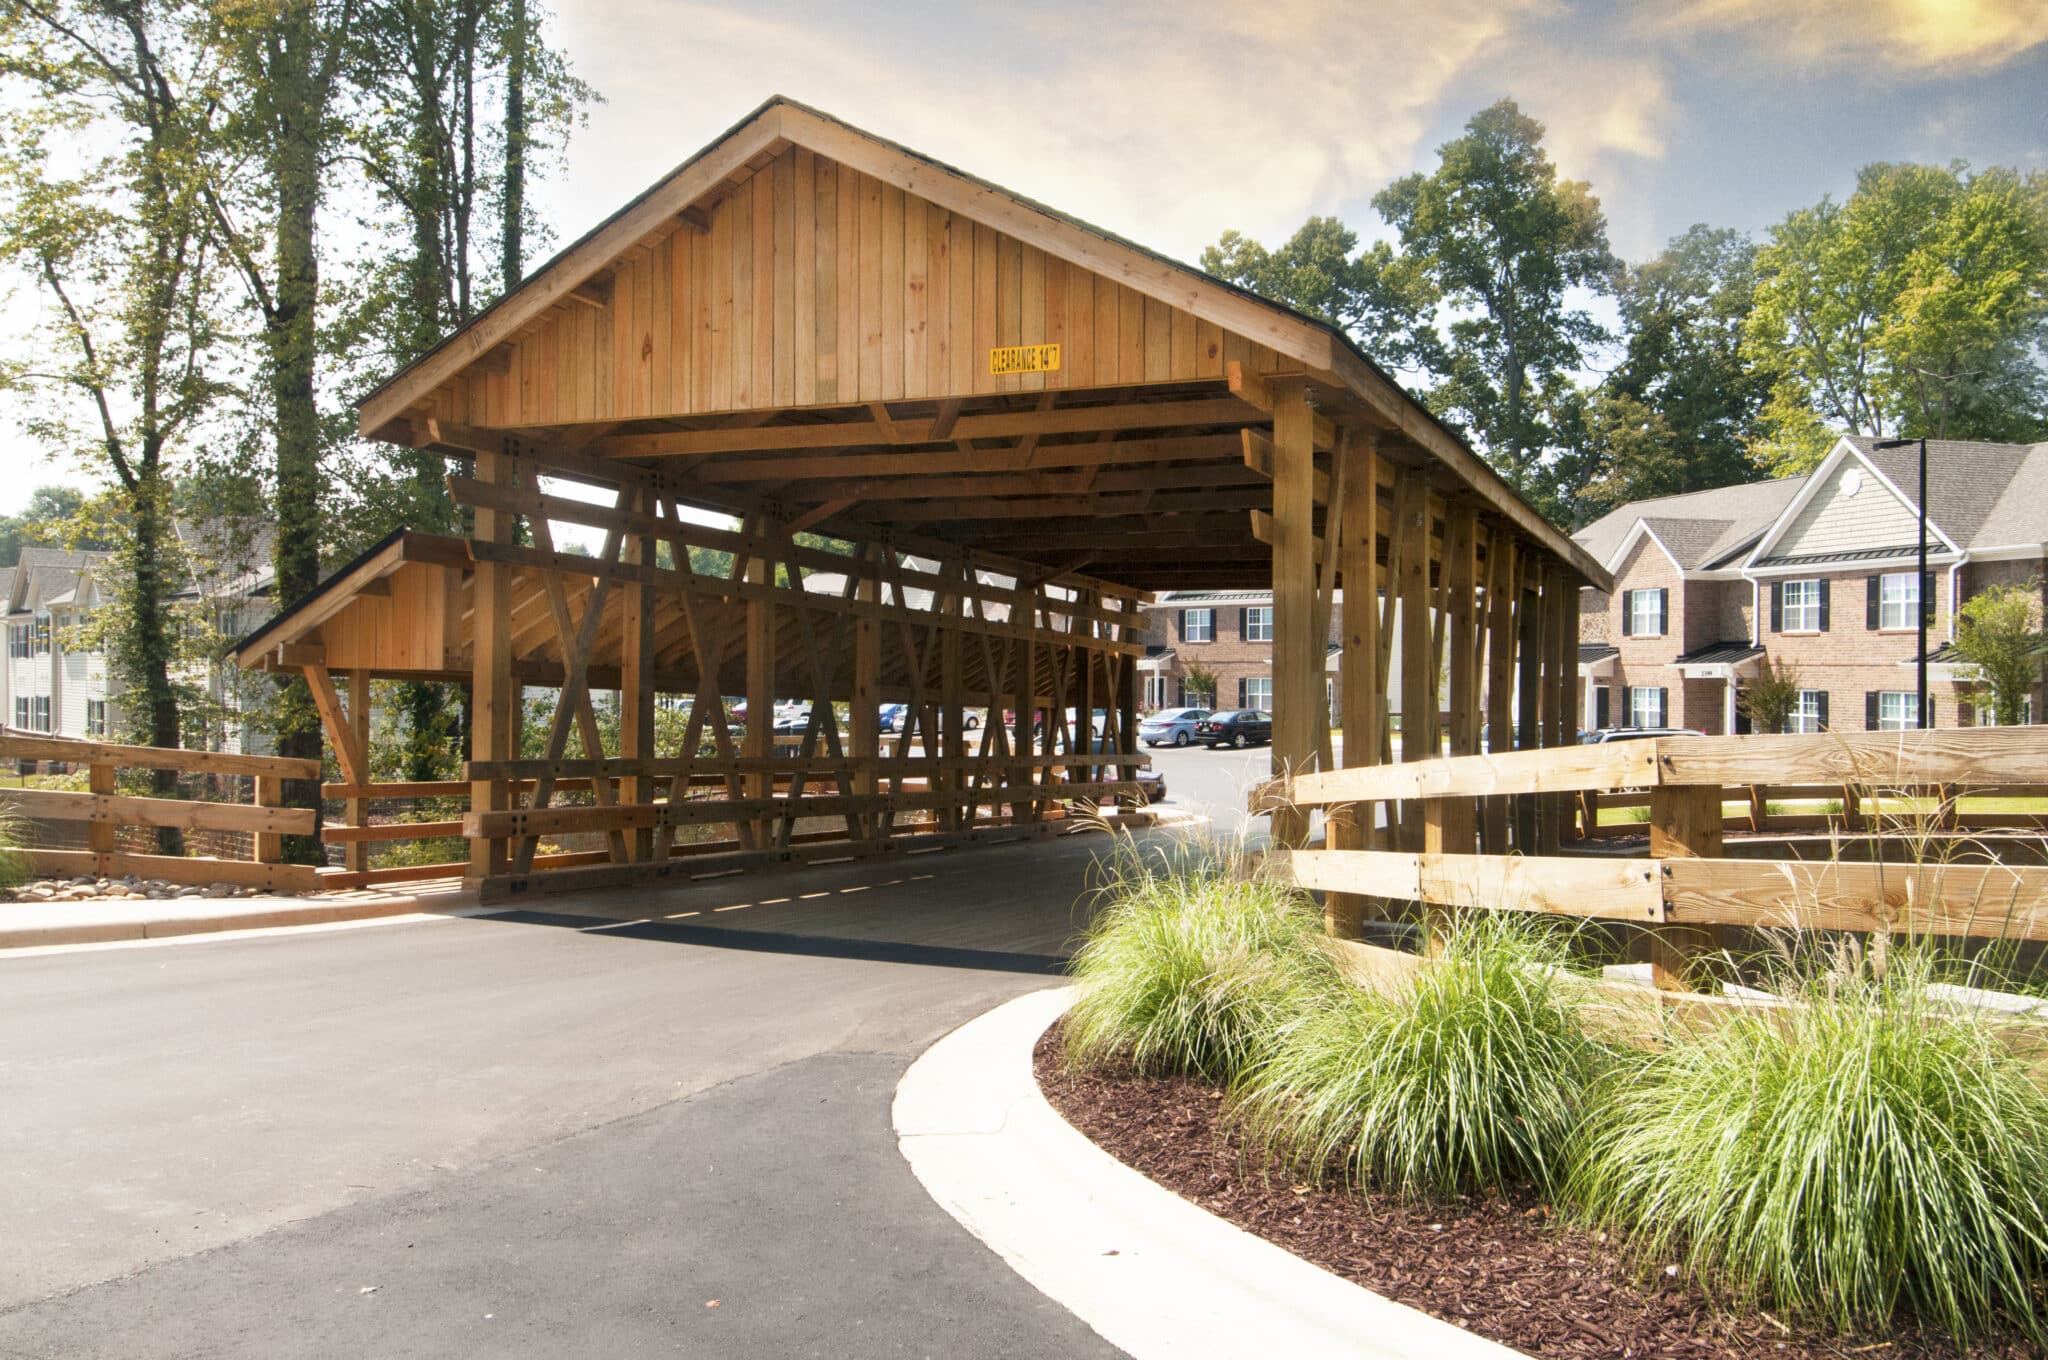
502;0;526;288
128;463;185;855
268;15;331;866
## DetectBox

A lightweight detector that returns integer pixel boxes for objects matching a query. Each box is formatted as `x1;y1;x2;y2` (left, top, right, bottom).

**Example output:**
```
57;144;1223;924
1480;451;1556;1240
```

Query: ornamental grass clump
1570;945;2048;1347
1231;910;1605;1200
1062;838;1338;1082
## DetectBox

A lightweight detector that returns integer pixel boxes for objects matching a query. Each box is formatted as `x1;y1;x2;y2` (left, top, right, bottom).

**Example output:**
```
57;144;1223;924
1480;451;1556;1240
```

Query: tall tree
1200;216;1437;372
1374;99;1616;489
499;0;524;285
0;0;237;846
1559;225;1769;520
1744;162;2048;473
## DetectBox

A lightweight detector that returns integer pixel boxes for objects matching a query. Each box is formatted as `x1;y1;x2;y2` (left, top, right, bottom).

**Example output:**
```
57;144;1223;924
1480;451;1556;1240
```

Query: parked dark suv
1195;709;1272;749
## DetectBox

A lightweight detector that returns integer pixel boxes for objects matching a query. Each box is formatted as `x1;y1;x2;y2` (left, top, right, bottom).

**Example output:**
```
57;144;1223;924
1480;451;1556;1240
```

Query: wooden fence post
1645;784;1724;991
254;773;284;867
1268;375;1317;849
88;759;115;875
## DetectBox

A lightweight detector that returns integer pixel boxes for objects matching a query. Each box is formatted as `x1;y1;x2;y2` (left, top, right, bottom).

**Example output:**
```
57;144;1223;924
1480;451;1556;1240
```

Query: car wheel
1172;730;1190;747
965;715;979;729
1232;731;1247;750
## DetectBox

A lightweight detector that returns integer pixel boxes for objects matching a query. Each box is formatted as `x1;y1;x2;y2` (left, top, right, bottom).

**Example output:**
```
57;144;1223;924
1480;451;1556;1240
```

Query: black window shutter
1867;576;1880;629
1238;607;1247;637
1657;687;1669;727
1771;582;1783;632
1926;697;1936;727
1237;678;1246;708
1866;691;1880;730
1924;571;1938;625
1595;686;1610;728
1621;592;1634;637
1817;691;1831;731
1658;587;1670;635
1817;579;1831;632
1178;609;1187;639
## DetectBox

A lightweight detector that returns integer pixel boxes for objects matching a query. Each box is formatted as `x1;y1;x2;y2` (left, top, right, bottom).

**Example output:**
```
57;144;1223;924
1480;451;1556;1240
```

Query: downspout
1947;556;1964;643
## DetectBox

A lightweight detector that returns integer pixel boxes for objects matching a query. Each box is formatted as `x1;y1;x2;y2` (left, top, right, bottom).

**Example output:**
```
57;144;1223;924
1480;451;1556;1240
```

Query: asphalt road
0;836;1130;1359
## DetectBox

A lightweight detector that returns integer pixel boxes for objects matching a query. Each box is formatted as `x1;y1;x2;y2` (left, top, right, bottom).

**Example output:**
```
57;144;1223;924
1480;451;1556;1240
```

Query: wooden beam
1226;362;1337;448
1268;376;1316;849
693;433;1243;483
567;277;613;309
1239;429;1332;503
0;734;320;781
1328;430;1382;934
596;397;1254;460
1247;510;1324;564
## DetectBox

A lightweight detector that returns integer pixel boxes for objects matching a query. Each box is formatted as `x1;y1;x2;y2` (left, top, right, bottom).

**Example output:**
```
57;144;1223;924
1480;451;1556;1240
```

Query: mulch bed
1033;1021;2033;1360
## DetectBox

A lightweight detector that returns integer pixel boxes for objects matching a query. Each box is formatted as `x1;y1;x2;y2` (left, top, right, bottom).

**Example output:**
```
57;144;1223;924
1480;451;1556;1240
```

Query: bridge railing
1257;728;2048;992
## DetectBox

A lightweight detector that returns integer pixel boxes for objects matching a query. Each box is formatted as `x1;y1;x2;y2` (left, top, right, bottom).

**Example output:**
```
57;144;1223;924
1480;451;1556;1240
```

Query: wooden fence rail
1262;728;2048;991
0;734;323;893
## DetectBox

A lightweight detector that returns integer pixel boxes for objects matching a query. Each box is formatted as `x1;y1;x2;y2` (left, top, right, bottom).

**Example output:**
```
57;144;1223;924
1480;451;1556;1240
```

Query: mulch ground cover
1033;1022;2035;1360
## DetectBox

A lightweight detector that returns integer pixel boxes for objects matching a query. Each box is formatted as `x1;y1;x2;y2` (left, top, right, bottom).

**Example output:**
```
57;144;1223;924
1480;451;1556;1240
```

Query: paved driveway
0;836;1129;1358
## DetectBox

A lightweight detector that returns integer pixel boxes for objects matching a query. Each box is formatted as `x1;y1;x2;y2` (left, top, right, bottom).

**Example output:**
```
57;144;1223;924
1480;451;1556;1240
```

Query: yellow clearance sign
988;343;1062;376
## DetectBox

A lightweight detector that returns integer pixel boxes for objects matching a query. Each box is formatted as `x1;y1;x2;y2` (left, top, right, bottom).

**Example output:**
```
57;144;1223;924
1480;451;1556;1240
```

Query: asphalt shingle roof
1572;477;1808;571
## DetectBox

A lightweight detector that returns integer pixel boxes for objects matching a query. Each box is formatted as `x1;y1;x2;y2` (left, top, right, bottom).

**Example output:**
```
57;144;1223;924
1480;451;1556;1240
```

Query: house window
32;613;51;654
11;697;24;729
1181;608;1214;643
1878;573;1919;631
1243;607;1273;642
32;696;50;731
1788;690;1825;734
1242;677;1273;712
1876;691;1920;731
1781;579;1823;632
6;625;27;659
86;699;107;737
1626;589;1665;637
1628;686;1665;728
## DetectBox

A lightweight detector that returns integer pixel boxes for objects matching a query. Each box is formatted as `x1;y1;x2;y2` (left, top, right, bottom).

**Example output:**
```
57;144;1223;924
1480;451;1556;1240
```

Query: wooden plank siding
430;150;1269;429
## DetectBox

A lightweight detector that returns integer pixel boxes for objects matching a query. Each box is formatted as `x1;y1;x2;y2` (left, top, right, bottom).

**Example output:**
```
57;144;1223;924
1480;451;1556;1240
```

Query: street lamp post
1875;436;1931;728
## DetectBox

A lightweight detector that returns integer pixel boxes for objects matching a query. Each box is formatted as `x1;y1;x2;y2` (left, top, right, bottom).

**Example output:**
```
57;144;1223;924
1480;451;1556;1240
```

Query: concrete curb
894;987;1525;1360
0;894;461;951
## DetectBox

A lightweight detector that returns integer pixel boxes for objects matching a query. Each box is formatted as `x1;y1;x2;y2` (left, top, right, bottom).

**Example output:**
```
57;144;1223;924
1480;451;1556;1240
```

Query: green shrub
1231;911;1605;1200
0;795;26;889
1570;946;2048;1346
1063;841;1337;1081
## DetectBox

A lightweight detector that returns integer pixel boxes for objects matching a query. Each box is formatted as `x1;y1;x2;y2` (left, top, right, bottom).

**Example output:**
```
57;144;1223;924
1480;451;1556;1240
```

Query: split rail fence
1264;727;2048;992
0;733;323;893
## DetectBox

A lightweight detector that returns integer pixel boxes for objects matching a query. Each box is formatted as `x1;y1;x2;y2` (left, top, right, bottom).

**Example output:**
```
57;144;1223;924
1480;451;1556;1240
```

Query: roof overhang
351;97;1608;598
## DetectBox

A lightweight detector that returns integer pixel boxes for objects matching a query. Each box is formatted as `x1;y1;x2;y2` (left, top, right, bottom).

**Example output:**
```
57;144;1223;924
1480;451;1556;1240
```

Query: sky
3;0;2046;515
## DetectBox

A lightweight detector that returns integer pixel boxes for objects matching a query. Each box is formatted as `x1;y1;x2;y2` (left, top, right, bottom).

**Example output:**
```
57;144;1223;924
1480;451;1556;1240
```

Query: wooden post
1438;505;1480;855
1268;376;1317;848
621;488;656;862
88;759;116;875
1482;529;1515;851
744;517;775;848
344;669;371;874
254;772;284;869
1327;432;1380;937
1397;476;1432;851
1645;785;1725;992
1540;564;1574;851
468;448;515;883
1115;611;1139;803
852;542;881;840
1514;569;1543;852
940;558;967;832
1013;590;1038;824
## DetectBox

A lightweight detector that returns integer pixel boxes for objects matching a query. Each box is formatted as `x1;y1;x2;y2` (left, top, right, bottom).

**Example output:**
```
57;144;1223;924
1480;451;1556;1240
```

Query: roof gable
1750;439;1956;566
359;98;1339;439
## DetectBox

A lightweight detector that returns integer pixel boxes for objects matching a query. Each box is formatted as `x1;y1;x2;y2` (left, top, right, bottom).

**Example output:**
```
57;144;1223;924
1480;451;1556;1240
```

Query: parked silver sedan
1137;707;1211;748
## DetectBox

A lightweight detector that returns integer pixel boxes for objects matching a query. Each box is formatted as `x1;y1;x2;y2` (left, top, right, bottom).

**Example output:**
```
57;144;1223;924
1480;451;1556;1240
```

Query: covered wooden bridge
233;97;1609;908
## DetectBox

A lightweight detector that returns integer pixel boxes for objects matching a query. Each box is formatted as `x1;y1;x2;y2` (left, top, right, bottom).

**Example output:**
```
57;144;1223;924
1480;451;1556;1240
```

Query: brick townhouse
1138;590;1427;726
1573;435;2048;736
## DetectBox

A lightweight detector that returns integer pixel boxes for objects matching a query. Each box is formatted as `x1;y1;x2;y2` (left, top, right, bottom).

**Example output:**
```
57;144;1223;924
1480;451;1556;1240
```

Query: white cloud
542;0;1555;262
1659;0;2048;72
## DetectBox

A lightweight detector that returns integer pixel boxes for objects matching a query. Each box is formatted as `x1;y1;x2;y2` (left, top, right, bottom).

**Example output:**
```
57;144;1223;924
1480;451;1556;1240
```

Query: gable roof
1846;436;2048;551
4;547;110;615
353;95;1608;591
1573;476;1807;574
